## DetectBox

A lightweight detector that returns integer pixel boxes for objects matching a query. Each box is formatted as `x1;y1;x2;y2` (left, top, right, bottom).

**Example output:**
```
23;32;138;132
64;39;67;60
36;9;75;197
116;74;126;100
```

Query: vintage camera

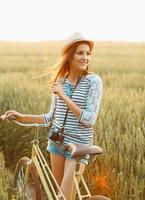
48;126;64;143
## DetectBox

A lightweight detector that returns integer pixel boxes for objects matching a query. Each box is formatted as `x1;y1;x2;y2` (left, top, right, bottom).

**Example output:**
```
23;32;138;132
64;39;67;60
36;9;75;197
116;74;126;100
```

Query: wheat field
0;41;145;200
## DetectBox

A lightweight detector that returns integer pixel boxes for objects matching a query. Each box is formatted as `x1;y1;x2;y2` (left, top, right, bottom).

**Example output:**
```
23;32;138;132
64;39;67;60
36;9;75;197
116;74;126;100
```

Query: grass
0;152;13;200
0;40;145;200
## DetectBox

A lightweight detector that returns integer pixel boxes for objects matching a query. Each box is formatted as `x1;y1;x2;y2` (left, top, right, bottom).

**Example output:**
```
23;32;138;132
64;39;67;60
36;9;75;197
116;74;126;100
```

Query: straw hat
61;32;94;55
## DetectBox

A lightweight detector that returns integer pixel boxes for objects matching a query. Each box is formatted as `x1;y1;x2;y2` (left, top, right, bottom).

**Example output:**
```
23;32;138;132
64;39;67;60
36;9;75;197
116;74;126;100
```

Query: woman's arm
52;75;103;126
42;92;55;124
78;75;103;126
52;83;81;118
0;110;45;124
0;91;55;125
60;95;81;117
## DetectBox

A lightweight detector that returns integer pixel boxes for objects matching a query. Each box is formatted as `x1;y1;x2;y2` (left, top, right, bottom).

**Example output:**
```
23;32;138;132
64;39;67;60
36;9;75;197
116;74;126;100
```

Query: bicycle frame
13;121;66;199
31;140;66;200
13;121;109;200
30;139;94;200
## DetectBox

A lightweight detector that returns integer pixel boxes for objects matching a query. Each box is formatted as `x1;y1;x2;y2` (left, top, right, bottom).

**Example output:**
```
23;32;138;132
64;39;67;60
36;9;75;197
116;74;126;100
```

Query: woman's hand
52;83;66;100
0;110;23;122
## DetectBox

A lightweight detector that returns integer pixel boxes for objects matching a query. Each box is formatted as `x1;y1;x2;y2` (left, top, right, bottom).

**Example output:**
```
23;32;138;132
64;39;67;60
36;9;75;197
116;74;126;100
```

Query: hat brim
61;39;94;55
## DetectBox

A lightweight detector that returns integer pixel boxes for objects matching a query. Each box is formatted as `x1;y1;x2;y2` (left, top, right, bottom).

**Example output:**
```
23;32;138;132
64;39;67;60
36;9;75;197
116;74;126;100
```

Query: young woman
0;32;103;200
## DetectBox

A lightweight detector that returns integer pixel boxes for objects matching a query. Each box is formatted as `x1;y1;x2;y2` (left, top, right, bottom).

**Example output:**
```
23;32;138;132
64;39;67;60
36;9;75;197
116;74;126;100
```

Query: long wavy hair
48;41;93;84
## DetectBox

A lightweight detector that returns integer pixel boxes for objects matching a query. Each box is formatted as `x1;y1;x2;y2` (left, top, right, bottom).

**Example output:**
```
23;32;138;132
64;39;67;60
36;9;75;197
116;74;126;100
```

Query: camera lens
53;127;59;133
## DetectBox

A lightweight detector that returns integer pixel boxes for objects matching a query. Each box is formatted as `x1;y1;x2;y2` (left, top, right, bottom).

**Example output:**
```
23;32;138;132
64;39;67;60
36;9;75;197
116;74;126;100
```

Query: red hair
49;41;93;84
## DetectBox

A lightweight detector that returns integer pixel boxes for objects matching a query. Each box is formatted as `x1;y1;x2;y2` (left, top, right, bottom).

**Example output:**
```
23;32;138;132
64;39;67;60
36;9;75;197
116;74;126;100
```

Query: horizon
0;39;145;44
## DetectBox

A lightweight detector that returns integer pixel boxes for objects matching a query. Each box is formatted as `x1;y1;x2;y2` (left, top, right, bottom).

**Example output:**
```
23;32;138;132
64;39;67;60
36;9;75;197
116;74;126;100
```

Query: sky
0;0;145;42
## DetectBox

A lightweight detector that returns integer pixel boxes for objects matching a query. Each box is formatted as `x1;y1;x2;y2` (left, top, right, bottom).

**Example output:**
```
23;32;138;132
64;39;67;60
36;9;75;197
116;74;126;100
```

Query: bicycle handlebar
13;120;50;128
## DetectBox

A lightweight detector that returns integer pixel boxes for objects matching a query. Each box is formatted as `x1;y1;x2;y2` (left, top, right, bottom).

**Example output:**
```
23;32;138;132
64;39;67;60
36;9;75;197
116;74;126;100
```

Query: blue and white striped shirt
43;73;103;145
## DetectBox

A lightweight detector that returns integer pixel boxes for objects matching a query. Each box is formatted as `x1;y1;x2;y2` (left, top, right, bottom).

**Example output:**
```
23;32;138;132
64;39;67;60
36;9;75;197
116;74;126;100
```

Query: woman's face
69;43;91;73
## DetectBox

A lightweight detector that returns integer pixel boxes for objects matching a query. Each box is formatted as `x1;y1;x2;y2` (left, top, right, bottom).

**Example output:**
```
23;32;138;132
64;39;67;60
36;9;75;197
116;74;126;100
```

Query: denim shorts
47;140;89;165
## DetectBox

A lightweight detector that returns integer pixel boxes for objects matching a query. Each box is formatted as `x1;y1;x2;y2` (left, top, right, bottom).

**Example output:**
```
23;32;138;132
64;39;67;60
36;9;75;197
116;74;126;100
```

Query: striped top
43;73;103;145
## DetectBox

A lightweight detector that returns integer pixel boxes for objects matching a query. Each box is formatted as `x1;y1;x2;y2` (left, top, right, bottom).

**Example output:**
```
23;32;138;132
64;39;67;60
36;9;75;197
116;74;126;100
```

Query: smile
80;62;88;64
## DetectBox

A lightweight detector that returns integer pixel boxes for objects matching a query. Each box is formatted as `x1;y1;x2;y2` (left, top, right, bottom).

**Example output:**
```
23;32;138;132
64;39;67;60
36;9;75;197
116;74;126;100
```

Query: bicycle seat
68;142;103;158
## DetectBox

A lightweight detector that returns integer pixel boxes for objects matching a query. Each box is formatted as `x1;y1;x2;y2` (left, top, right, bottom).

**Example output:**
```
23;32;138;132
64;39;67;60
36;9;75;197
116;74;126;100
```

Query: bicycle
12;121;111;200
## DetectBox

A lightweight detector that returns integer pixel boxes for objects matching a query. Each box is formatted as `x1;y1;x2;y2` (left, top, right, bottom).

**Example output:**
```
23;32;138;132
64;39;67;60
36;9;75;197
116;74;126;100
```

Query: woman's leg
60;160;86;200
50;153;65;186
60;159;76;200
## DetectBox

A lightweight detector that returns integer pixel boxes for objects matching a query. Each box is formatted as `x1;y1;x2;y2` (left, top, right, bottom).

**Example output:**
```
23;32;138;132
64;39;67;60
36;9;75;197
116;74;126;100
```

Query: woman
0;32;103;200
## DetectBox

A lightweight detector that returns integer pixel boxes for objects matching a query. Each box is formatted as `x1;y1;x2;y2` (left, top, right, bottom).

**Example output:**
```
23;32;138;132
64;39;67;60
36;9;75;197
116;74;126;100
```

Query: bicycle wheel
13;157;41;200
87;195;111;200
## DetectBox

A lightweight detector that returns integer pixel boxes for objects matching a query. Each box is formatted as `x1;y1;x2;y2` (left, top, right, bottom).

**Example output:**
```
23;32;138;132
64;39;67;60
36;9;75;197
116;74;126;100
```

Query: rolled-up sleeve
42;93;55;125
79;75;103;126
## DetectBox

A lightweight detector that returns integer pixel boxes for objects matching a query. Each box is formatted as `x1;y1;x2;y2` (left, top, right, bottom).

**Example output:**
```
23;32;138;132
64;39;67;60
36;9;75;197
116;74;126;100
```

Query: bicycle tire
13;157;41;200
87;195;111;200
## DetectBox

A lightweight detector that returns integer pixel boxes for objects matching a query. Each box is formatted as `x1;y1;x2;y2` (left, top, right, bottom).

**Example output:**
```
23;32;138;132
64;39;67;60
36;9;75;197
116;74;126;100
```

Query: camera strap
61;75;82;133
50;75;82;132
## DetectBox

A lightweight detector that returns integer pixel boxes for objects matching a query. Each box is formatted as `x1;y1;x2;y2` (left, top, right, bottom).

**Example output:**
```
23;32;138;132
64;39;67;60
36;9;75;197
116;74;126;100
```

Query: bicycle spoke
14;157;41;200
